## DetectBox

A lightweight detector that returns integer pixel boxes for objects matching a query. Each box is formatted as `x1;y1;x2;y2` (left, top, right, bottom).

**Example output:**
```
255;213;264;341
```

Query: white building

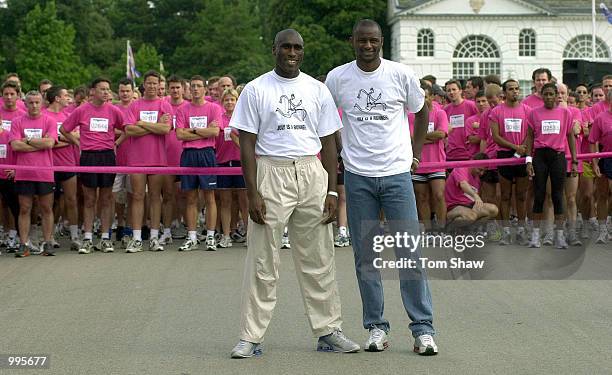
388;0;612;91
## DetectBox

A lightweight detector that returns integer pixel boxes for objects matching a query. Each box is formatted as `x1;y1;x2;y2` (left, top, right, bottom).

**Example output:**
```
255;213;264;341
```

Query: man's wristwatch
26;135;32;145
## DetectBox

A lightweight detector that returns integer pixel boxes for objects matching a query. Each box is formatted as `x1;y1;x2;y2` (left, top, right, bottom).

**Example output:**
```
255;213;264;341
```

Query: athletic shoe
317;329;360;353
6;237;19;253
499;231;512;246
554;231;568;249
364;328;389;352
121;235;131;249
79;239;94;254
516;230;529;246
148;238;164;252
414;334;438;356
100;239;114;253
159;233;173;245
595;230;608;244
528;231;541;248
542;231;554;246
205;235;217;251
230;340;262;359
30;242;43;255
214;231;223;243
281;233;291;249
126;239;143;253
567;230;582;246
197;231;206;242
41;242;55;256
487;228;502;242
580;225;590;240
230;230;246;243
14;243;30;258
334;234;350;247
51;238;61;248
70;238;82;251
171;224;187;240
218;235;233;248
178;238;199;252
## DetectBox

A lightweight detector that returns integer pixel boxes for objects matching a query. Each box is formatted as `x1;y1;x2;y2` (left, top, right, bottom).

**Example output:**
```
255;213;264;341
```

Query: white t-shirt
325;59;425;177
230;70;342;158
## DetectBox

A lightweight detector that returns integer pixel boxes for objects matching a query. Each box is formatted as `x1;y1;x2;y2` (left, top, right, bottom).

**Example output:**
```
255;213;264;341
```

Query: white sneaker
126;239;143;253
595;230;608;244
413;334;438;356
528;231;541;248
554;231;568;249
205;235;217;251
230;340;262;359
281;233;291;249
364;328;389;352
542;231;554;246
179;238;199;252
149;238;164;251
78;239;94;254
100;239;114;253
218;235;233;248
159;233;173;245
70;238;82;251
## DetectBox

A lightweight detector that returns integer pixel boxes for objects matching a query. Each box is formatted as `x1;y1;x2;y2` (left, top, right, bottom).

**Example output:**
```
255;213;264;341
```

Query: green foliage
15;1;91;90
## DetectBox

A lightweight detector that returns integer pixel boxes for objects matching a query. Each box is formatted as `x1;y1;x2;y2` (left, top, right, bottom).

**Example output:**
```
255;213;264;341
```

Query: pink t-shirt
114;104;131;166
522;94;543;109
489;103;531;151
0;129;14;180
589;110;612;153
168;100;190;167
564;106;583;172
588;100;608;120
9;114;57;182
44;108;76;167
527;106;572;152
444;100;478;160
408;106;448;173
216;112;241;164
62;102;125;152
478;107;498;161
125;98;173;166
465;113;482;158
0;106;26;132
445;167;480;210
579;107;594;156
175;101;223;150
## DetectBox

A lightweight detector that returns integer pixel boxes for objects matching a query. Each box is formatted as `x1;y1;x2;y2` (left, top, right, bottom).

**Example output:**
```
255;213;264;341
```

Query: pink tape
0;152;610;175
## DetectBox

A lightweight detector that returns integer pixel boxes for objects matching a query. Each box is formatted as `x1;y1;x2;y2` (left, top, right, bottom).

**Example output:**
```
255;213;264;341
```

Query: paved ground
1;238;611;375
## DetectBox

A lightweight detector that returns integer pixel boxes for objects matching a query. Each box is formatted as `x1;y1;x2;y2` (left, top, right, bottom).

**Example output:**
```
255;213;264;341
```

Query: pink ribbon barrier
0;152;610;175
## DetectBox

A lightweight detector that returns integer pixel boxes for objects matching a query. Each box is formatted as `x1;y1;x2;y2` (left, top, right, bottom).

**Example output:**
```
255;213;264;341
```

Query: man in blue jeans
325;19;437;355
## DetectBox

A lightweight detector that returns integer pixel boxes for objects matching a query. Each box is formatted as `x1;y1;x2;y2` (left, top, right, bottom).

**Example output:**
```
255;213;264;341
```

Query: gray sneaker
516;230;529;246
100;239;114;253
595;229;608;244
78;239;94;254
528;231;541;248
554;231;568;249
148;238;164;252
126;239;143;253
317;329;360;353
499;230;512;246
414;334;438;356
230;340;262;359
364;328;389;352
567;229;582;246
542;231;554;246
70;238;82;251
218;235;233;248
580;225;590;240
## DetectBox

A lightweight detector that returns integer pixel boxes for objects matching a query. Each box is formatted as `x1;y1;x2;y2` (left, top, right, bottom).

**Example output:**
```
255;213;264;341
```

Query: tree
15;1;90;90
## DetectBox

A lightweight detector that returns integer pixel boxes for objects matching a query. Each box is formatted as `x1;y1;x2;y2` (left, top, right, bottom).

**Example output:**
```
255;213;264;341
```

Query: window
563;35;610;60
452;35;501;79
519;29;536;57
519;80;533;99
417;29;434;57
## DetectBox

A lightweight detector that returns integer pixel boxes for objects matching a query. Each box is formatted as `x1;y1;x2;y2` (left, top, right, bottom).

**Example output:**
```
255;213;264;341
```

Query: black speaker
563;60;612;90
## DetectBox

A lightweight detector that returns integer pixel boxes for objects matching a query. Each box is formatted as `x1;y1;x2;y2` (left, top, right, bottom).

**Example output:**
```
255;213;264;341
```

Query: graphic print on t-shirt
354;88;387;113
275;94;306;121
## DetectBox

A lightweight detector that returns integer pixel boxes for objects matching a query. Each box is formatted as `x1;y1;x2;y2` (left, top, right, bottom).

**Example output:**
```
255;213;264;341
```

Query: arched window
563;35;610;60
452;35;501;79
417;29;434;57
519;29;536;57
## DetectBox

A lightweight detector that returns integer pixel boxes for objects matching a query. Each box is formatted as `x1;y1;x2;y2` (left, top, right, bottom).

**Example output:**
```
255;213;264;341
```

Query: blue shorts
599;158;612;180
180;147;217;191
217;160;245;189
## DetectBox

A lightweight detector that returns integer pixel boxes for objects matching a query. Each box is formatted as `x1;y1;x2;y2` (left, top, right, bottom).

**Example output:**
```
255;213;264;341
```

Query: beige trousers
239;156;343;343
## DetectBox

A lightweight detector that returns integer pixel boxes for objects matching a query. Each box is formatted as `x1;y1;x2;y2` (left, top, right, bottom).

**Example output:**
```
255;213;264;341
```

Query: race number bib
189;116;207;129
24;128;43;139
90;118;109;132
224;127;232;141
1;120;11;131
541;120;561;135
140;111;158;123
427;122;435;133
0;144;6;159
504;118;522;133
450;115;464;128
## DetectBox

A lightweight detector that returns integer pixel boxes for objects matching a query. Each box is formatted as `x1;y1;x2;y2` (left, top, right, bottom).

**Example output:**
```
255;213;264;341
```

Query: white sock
189;231;197;241
133;230;142;241
150;229;159;239
339;226;347;236
70;225;78;240
101;232;110;240
9;229;17;239
163;228;171;236
206;230;215;237
84;232;93;240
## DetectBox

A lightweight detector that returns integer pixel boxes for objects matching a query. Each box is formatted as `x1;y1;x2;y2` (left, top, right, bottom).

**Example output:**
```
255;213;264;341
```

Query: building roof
396;0;595;14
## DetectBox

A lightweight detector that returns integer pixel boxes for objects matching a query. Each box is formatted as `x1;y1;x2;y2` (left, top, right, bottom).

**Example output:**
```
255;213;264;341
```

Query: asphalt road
1;238;611;375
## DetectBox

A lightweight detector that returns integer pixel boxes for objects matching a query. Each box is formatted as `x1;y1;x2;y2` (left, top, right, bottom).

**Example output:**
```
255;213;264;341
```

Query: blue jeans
345;170;435;337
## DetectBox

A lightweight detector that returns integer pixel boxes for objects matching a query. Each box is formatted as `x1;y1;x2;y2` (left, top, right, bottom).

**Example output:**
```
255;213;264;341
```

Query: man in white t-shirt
228;29;360;358
325;19;438;356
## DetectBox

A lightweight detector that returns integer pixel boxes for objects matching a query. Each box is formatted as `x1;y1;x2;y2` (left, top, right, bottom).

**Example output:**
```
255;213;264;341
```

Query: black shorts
15;181;55;196
600;158;612;180
80;149;116;188
217;160;245;189
481;169;499;184
497;150;527;181
448;202;475;211
55;171;77;184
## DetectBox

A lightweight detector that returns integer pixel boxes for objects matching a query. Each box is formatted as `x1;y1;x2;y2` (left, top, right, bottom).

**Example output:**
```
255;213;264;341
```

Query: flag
159;60;165;74
126;40;141;81
601;3;612;24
